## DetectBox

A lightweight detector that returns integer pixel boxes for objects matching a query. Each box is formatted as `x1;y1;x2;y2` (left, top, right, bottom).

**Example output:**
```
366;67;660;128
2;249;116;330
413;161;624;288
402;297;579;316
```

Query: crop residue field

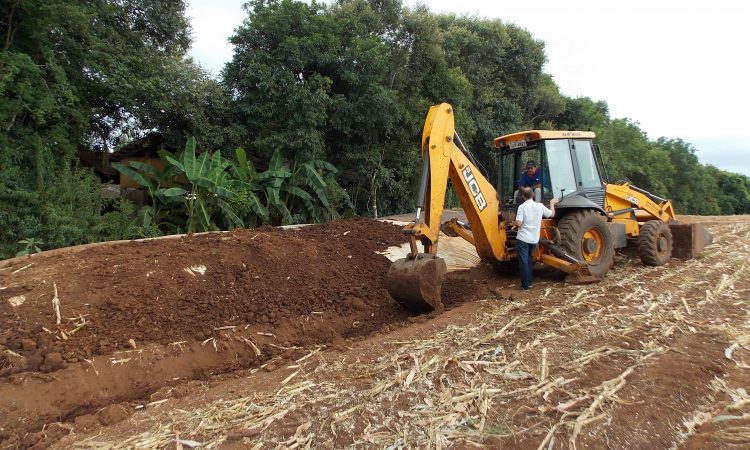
1;215;749;449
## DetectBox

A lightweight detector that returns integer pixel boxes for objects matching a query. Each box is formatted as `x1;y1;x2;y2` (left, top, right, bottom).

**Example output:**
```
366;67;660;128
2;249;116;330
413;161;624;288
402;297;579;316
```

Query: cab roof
493;130;596;149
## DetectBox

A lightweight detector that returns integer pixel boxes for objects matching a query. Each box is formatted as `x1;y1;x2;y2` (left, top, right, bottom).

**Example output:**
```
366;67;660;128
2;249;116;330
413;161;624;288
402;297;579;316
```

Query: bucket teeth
385;254;447;313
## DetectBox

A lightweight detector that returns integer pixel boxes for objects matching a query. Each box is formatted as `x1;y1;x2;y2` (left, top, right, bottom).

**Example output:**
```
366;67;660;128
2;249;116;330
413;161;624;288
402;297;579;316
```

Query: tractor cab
493;131;608;219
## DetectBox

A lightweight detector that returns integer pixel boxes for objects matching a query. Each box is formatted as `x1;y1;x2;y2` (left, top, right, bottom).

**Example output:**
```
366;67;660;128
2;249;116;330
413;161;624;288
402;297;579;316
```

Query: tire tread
637;221;673;266
557;210;614;278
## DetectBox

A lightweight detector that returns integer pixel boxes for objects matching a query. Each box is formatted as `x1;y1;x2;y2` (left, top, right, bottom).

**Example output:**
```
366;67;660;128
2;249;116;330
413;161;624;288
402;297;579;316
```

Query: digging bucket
385;254;447;313
669;223;714;259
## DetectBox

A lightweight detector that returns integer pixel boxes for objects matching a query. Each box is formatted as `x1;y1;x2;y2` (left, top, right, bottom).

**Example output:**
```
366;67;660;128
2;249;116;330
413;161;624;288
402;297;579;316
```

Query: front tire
637;221;673;266
557;210;615;278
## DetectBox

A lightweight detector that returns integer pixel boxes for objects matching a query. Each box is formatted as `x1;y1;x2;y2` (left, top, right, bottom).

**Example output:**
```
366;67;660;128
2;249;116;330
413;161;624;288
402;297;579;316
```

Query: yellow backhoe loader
386;103;713;312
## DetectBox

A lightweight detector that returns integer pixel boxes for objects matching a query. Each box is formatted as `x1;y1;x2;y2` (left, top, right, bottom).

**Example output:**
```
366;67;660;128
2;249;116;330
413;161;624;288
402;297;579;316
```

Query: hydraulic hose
415;148;430;221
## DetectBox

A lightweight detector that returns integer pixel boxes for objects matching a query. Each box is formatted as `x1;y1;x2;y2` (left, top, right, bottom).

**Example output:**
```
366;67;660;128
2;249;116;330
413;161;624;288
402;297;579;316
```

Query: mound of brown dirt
1;217;503;447
0;218;410;375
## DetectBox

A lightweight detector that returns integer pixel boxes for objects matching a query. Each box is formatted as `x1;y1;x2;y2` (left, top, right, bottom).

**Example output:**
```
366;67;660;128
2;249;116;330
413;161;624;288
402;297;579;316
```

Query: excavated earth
1;215;749;450
0;217;490;448
1;218;409;365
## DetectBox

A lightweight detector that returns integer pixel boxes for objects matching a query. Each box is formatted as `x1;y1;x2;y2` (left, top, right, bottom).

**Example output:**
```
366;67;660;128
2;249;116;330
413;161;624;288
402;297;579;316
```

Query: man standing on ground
513;187;558;290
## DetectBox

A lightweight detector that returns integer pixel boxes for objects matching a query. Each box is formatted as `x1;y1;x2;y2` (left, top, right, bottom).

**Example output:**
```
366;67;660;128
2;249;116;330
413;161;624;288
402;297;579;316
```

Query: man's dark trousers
517;240;536;290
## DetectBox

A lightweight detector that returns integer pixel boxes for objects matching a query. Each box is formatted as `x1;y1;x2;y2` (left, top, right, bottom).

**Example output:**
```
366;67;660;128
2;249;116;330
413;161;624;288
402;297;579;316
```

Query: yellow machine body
386;103;712;313
386;104;592;311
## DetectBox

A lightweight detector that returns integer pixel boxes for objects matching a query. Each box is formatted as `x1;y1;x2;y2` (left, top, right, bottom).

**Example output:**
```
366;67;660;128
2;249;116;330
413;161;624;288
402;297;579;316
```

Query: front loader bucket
385;254;447;313
670;223;714;259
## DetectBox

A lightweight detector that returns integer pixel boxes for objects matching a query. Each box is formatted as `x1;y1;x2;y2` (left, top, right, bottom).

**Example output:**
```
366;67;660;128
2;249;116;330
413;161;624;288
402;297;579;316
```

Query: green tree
223;0;475;217
438;14;551;166
655;138;719;215
223;0;335;162
585;119;670;197
713;169;750;214
0;0;226;257
0;164;113;257
554;96;610;131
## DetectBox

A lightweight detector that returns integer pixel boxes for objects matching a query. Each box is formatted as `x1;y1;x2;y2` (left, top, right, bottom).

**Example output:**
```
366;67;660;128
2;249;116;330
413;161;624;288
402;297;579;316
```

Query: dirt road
1;215;749;449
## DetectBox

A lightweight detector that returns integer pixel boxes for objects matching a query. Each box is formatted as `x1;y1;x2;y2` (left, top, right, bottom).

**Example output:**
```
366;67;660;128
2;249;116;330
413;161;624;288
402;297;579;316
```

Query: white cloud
187;0;246;76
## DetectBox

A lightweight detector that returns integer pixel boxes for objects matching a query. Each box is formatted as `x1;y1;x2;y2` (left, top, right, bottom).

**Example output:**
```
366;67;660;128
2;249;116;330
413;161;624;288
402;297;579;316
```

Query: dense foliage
0;0;227;257
112;137;350;234
1;0;748;258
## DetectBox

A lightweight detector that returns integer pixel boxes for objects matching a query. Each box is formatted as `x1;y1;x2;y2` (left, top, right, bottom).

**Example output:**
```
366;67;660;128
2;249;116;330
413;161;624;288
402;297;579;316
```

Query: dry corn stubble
27;216;750;449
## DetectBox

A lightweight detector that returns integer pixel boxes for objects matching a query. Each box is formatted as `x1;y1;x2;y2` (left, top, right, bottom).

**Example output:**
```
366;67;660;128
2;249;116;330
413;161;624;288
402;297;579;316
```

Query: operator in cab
515;160;542;203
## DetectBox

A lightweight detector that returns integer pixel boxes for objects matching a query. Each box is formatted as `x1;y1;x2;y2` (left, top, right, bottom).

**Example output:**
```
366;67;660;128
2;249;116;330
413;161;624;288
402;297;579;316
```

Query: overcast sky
187;0;750;176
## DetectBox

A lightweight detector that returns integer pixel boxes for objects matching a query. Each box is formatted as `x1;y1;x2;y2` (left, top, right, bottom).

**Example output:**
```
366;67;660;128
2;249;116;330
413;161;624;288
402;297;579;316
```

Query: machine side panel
447;150;504;261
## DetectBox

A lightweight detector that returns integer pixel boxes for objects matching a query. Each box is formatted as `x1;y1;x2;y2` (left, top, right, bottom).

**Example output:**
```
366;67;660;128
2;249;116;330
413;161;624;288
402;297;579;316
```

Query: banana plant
112;152;186;232
284;158;334;223
163;137;245;232
229;147;270;226
114;137;349;232
258;149;294;224
228;148;342;225
261;150;347;224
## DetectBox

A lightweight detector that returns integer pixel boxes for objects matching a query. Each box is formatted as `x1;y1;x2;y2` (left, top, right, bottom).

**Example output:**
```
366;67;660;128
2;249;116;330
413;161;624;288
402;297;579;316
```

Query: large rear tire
637;221;673;266
557;210;614;278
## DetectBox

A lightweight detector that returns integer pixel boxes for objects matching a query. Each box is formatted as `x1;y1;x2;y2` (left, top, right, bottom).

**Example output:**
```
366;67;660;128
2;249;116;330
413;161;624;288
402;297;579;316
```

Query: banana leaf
126;161;160;179
268;149;283;171
245;190;269;222
216;198;244;229
161;187;187;197
112;162;155;193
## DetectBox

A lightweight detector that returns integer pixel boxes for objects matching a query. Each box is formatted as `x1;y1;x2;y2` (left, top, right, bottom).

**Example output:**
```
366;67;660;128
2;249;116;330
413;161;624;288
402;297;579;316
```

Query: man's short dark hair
521;186;534;200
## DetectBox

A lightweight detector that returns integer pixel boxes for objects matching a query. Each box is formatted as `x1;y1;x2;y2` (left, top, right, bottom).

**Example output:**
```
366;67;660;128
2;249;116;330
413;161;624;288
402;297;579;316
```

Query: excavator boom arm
404;103;505;260
386;103;598;313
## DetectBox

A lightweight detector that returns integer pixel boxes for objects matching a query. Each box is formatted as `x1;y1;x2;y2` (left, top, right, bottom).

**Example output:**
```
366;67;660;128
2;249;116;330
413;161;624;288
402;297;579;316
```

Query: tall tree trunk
369;170;378;218
4;2;19;51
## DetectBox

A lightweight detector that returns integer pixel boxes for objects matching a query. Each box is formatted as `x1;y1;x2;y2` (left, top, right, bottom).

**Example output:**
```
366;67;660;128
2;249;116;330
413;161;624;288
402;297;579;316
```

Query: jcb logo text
461;166;487;212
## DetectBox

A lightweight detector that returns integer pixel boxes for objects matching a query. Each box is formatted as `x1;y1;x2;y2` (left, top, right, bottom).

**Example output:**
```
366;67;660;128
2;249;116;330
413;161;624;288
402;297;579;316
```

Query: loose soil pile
1;218;411;374
1;217;496;447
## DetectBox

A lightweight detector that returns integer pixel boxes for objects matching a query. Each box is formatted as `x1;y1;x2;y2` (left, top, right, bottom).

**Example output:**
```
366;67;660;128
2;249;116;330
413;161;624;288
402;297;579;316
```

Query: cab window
573;140;601;188
543;140;577;198
499;153;518;204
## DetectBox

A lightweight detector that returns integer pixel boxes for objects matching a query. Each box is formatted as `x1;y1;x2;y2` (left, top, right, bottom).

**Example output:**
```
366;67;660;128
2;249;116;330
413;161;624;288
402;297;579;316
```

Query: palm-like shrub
113;137;351;232
112;151;185;233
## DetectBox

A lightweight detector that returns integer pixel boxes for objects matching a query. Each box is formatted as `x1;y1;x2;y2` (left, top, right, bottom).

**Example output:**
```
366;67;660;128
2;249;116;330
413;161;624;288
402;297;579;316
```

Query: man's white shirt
516;199;554;244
